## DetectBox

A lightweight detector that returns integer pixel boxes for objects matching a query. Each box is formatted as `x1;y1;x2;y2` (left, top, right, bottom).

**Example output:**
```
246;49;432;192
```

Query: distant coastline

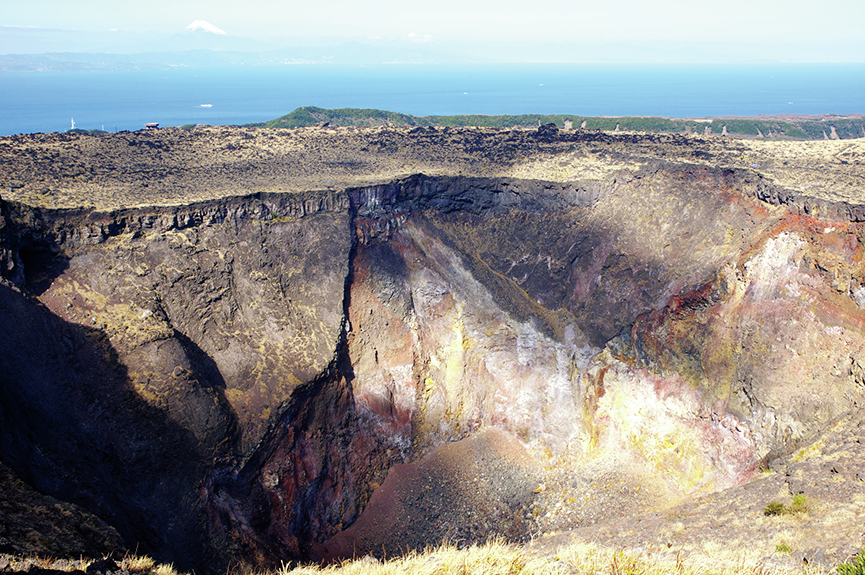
30;109;865;143
243;106;865;141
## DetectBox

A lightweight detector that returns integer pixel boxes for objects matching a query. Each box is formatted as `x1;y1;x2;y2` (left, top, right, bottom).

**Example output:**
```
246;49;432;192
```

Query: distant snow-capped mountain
185;20;228;35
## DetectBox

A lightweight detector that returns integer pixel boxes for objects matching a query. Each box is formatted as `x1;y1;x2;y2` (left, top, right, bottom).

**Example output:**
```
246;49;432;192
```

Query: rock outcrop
0;127;863;572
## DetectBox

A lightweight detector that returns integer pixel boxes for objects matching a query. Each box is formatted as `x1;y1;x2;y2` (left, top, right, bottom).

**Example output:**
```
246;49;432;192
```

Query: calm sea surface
2;63;864;136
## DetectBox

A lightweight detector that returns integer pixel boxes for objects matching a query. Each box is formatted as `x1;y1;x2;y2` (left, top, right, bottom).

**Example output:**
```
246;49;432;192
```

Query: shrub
788;493;809;514
764;494;809;516
838;550;865;575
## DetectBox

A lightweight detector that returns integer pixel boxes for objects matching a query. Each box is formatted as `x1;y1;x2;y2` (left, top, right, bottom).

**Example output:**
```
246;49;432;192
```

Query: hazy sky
3;0;864;61
4;0;864;42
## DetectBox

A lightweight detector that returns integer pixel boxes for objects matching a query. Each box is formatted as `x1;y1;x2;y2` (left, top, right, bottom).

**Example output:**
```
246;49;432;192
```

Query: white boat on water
200;104;213;107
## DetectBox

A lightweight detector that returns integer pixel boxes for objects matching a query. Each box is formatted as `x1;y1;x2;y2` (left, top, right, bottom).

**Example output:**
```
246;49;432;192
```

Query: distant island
243;106;865;140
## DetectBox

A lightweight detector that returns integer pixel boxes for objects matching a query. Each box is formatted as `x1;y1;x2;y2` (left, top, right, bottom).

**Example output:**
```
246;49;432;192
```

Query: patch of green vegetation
764;494;809;516
783;126;810;139
831;119;865;139
788;493;809;513
764;501;786;516
248;106;428;129
425;113;563;128
605;117;686;132
838;550;865;575
793;440;824;462
66;128;108;135
776;543;791;554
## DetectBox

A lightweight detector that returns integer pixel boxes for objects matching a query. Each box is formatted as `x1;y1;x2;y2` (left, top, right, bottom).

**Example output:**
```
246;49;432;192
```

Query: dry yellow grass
3;540;835;575
121;555;156;571
0;555;93;572
117;554;178;575
0;553;182;575
272;539;830;575
152;562;179;575
278;540;564;575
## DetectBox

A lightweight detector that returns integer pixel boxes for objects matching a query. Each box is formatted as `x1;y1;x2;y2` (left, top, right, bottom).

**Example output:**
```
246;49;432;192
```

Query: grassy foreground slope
247;106;865;140
7;541;855;575
281;540;851;575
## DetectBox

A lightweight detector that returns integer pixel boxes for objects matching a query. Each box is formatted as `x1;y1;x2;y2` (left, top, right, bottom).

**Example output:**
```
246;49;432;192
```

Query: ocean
1;63;864;136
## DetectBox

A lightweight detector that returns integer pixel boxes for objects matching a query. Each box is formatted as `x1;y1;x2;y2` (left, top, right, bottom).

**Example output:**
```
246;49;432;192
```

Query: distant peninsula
245;106;865;140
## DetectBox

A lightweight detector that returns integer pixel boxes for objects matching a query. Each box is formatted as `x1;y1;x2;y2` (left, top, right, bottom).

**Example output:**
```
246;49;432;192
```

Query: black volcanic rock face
0;280;210;568
0;460;123;558
0;154;863;572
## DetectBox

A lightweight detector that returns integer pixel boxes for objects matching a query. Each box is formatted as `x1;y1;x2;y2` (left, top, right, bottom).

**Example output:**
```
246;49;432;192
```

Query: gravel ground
313;428;543;561
531;411;865;572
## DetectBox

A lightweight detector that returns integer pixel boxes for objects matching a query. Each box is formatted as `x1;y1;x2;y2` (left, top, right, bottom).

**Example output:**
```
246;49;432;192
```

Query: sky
3;0;865;61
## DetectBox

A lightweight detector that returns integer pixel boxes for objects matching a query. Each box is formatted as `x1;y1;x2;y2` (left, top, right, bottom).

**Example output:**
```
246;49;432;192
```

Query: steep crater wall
1;167;864;571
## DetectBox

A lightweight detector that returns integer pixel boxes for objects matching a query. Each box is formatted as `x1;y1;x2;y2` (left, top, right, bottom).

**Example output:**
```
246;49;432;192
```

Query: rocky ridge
0;126;863;572
1;125;863;210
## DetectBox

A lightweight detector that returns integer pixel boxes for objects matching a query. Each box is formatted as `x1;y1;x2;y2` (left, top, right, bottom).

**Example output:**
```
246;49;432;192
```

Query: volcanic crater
0;124;864;573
